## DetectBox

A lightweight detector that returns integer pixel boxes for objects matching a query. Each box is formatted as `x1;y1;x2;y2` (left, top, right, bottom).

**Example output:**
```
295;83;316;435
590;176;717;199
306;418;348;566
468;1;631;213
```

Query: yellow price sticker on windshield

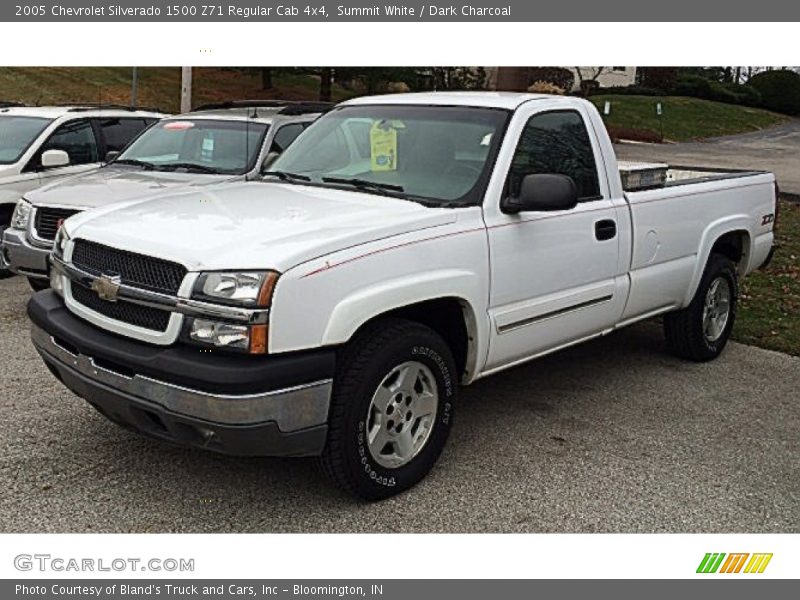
370;121;397;171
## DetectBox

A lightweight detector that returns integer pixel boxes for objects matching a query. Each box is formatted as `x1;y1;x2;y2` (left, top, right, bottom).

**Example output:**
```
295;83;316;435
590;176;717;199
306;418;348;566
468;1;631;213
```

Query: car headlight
192;271;279;307
11;199;32;230
53;227;70;260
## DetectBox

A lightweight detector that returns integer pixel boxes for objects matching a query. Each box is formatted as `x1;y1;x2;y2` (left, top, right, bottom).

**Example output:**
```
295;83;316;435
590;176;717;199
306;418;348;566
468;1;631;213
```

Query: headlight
11;199;32;230
53;227;70;259
192;271;279;307
187;319;267;354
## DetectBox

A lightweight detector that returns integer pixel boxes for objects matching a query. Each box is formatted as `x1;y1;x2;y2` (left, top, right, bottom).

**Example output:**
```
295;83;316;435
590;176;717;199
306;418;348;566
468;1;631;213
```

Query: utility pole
180;67;192;113
131;67;138;107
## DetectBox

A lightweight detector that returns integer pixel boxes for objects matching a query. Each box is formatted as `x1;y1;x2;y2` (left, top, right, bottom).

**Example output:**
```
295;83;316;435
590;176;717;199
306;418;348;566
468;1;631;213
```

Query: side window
37;119;98;167
270;123;306;154
507;110;601;201
96;117;148;153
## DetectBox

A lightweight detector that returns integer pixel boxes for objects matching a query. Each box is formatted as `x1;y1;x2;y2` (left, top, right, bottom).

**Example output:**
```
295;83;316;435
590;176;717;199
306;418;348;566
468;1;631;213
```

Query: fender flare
682;214;752;306
321;269;487;380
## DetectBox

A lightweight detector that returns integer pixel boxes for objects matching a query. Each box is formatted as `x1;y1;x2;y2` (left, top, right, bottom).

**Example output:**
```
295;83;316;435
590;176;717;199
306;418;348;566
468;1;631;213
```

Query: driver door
482;103;629;372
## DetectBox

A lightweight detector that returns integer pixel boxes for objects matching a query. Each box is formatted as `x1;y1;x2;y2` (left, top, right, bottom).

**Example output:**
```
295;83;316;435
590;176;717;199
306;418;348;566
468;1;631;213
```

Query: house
486;67;638;93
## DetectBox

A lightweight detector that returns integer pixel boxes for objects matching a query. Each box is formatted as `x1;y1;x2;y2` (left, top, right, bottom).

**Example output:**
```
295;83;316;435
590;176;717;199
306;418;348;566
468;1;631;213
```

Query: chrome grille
71;240;187;295
70;282;171;332
34;207;80;241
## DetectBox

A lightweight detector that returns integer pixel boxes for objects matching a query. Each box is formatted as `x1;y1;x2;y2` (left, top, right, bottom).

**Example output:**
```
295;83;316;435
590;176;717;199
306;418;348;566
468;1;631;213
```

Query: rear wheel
664;253;737;361
320;318;457;501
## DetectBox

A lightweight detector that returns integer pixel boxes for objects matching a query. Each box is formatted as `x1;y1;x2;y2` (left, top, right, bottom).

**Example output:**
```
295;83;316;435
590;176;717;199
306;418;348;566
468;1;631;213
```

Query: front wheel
320;318;457;501
28;277;49;292
0;225;13;280
664;253;738;361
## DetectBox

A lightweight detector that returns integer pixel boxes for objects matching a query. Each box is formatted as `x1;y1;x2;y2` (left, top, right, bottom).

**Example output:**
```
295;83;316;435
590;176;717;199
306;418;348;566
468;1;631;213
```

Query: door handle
595;219;617;241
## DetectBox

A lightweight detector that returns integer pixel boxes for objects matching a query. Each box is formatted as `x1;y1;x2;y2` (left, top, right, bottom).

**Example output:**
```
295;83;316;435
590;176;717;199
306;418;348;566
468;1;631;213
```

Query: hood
25;166;233;209
67;182;458;273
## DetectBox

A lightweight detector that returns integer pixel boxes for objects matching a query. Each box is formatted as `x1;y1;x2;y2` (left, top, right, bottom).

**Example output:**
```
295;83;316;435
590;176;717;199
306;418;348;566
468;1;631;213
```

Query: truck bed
619;160;767;192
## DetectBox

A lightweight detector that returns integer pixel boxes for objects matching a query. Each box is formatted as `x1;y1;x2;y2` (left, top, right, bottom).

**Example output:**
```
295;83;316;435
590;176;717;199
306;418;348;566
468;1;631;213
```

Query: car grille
71;240;187;295
70;282;171;332
34;207;80;241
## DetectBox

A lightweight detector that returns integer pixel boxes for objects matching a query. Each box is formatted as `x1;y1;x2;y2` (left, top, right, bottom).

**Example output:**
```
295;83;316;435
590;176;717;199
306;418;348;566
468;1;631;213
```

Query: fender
682;214;752;306
321;269;487;381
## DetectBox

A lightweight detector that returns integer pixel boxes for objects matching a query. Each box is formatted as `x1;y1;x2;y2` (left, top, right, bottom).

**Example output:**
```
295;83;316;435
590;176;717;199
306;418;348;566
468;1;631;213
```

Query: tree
573;67;608;95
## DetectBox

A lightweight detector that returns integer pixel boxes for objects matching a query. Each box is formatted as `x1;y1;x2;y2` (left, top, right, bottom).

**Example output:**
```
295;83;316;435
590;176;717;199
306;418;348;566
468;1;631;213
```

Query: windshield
0;116;52;164
269;105;509;205
117;118;268;174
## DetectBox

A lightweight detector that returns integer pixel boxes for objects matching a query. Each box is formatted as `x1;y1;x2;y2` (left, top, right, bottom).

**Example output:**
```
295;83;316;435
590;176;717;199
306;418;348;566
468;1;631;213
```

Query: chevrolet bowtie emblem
90;274;122;302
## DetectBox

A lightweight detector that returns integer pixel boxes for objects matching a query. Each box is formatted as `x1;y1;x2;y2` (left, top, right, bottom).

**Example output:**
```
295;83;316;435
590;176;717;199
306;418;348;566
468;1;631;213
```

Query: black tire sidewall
0;225;13;279
692;255;738;358
338;327;456;499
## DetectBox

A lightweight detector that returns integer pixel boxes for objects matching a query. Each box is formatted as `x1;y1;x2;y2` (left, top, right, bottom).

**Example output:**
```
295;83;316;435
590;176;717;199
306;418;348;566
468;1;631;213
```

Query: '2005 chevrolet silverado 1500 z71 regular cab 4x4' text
28;93;777;500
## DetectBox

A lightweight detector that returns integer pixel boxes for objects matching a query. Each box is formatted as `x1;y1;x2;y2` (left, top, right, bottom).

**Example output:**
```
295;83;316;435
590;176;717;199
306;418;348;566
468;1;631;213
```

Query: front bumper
2;227;50;279
28;290;336;457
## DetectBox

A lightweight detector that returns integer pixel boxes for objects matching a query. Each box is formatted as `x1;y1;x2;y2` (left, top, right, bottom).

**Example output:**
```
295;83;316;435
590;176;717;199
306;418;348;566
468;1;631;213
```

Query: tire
320;318;457;501
664;253;738;362
0;225;14;280
28;277;49;292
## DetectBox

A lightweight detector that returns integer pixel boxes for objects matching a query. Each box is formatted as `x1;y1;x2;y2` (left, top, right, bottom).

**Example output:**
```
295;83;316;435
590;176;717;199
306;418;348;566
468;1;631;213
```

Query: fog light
189;319;250;351
50;270;64;296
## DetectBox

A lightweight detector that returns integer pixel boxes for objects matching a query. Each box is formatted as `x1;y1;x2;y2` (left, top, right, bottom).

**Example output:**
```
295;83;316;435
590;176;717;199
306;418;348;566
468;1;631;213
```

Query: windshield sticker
163;121;195;131
201;134;215;160
370;120;397;171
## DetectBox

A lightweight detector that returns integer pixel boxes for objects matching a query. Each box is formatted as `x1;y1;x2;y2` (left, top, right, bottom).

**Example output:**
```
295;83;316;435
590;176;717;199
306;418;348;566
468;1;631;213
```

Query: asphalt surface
615;119;800;195
0;275;797;533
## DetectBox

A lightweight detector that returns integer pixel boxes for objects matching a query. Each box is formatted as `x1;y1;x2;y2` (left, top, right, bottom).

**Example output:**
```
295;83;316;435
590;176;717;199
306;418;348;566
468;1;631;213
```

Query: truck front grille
34;207;80;241
72;240;187;295
70;282;171;332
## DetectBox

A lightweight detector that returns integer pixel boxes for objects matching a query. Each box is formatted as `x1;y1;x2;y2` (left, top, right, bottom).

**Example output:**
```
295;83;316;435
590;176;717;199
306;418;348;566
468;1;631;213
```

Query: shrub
748;70;800;115
527;81;565;95
636;67;679;92
594;85;665;96
526;67;574;92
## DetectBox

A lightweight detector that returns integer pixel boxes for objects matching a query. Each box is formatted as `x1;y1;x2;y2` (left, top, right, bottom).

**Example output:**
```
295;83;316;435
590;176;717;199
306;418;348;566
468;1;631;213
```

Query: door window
96;117;150;153
36;119;99;167
508;110;601;201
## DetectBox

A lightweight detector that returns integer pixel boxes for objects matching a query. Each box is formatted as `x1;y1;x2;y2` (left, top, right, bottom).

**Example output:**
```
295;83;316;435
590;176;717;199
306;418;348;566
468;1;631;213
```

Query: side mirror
259;152;280;174
501;174;578;214
105;150;120;163
40;149;70;169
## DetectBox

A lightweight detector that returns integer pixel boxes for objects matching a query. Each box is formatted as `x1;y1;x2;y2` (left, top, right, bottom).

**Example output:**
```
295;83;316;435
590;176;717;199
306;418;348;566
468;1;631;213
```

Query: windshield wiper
157;162;221;174
112;158;157;170
262;170;311;182
321;177;407;198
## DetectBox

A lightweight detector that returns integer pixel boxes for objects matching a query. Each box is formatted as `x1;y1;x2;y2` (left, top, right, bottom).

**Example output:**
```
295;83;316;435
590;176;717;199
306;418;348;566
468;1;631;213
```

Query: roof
341;91;565;110
0;105;164;119
178;106;325;124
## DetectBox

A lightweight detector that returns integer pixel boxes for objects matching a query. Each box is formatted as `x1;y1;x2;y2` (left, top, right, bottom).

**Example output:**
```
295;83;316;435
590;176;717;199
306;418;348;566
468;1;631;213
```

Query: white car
30;92;777;500
2;101;329;289
0;103;164;278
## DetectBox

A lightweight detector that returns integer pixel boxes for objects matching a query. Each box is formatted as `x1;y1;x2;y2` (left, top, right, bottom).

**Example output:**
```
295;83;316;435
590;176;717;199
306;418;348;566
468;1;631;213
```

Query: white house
568;67;637;92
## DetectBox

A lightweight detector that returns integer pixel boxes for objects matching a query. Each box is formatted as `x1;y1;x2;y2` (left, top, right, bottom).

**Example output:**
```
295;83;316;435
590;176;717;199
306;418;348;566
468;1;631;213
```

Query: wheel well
0;203;14;229
710;230;749;271
355;298;473;379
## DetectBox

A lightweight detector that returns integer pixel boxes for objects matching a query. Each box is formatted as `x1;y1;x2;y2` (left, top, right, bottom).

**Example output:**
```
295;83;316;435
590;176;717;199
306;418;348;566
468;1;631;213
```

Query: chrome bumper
31;322;332;431
2;227;50;279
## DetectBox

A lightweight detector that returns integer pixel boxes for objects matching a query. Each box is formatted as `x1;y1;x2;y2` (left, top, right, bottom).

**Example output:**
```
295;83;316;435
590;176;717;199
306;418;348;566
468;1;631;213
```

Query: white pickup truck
29;92;777;500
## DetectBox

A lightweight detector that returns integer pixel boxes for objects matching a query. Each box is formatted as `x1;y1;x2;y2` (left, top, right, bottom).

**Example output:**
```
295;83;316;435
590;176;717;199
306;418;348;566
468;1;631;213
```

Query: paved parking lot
615;120;800;195
0;275;797;533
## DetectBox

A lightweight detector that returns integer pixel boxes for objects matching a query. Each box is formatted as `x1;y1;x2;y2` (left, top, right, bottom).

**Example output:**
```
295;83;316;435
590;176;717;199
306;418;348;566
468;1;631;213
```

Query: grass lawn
735;197;800;357
591;95;789;142
0;67;357;112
